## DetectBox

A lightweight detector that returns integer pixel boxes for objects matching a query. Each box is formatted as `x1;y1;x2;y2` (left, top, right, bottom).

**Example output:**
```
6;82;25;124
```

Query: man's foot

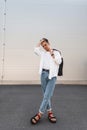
48;112;57;123
30;113;41;125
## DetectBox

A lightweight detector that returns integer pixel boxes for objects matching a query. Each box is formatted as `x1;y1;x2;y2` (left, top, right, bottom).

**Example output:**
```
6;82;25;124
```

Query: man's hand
40;39;44;43
36;40;43;47
36;39;45;47
50;50;55;59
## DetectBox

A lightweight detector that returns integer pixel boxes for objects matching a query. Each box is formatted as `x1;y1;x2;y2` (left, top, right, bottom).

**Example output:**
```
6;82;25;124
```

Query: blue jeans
39;70;57;114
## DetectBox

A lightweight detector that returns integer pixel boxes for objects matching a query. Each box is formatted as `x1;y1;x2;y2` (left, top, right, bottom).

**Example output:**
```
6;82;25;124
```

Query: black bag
53;49;63;76
58;57;63;76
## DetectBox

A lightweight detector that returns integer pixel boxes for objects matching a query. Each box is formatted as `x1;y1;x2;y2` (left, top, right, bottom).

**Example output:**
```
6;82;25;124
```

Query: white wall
0;0;87;84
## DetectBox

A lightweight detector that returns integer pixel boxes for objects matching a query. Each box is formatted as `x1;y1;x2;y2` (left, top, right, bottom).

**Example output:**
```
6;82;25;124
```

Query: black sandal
30;114;41;125
48;112;57;123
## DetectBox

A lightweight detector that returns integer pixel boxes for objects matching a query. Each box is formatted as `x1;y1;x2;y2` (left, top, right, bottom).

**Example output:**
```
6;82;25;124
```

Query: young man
30;38;62;124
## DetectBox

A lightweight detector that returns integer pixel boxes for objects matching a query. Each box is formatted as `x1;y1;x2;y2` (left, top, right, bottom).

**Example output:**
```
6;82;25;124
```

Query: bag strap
53;49;61;55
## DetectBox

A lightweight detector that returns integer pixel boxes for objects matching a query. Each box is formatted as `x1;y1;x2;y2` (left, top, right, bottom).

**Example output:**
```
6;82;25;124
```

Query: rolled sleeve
54;52;62;65
34;47;42;56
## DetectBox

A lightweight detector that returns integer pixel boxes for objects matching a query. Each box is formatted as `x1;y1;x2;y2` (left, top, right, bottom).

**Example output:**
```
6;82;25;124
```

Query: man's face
41;41;50;51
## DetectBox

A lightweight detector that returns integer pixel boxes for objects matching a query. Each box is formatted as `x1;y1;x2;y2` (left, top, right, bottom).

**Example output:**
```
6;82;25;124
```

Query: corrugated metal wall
0;0;87;84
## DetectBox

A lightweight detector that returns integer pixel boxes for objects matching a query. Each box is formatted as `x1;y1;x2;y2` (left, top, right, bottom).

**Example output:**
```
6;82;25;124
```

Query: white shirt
34;47;62;79
42;51;50;70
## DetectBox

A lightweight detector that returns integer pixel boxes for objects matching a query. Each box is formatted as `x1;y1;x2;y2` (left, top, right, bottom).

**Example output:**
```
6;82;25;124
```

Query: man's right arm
34;42;42;56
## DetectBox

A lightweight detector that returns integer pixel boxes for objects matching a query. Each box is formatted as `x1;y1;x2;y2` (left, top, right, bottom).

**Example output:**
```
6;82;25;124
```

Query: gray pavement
0;84;87;130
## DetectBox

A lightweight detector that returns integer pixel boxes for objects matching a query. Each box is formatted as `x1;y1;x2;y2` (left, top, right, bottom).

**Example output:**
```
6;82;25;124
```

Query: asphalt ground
0;84;87;130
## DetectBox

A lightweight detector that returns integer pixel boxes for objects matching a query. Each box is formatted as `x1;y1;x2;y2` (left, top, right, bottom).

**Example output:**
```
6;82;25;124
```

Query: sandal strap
33;114;41;120
48;112;53;117
31;114;41;124
48;112;56;123
32;117;38;122
36;114;41;119
48;116;56;119
48;112;56;119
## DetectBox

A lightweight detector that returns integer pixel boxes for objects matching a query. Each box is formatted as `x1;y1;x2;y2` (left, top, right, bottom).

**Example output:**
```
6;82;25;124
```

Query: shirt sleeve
34;47;42;56
53;51;62;65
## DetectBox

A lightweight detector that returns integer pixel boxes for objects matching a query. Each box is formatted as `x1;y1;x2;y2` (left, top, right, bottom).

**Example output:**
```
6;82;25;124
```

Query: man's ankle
38;112;42;118
48;110;53;114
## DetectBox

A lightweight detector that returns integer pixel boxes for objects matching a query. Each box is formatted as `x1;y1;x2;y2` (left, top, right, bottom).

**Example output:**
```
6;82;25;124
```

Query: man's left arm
52;51;62;65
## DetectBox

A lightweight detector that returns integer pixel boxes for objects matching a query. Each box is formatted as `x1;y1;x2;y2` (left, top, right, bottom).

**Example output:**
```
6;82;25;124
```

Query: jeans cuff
47;108;52;112
39;110;44;114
